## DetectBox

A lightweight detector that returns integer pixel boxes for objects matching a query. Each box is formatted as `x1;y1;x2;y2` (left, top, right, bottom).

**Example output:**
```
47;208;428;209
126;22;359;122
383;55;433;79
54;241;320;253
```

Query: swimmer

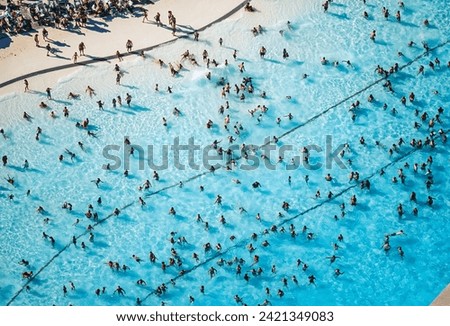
19;259;30;266
259;46;266;58
132;255;142;263
148;251;157;263
114;285;126;296
342;60;353;67
67;92;80;99
252;181;261;188
87;130;98;138
238;62;245;73
334;269;344;276
125;93;132;107
389;230;406;237
232;49;238;61
287;21;293;30
23;112;32;121
172;107;181;116
85;86;95;97
304;175;309;184
65;149;76;161
89;178;103;188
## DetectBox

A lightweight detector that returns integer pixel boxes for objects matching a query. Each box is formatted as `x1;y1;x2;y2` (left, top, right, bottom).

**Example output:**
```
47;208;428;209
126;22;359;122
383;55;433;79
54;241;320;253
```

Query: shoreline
0;0;248;96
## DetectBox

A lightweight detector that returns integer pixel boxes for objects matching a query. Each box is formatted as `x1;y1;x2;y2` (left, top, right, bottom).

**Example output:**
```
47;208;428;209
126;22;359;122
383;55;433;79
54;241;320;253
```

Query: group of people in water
3;0;448;306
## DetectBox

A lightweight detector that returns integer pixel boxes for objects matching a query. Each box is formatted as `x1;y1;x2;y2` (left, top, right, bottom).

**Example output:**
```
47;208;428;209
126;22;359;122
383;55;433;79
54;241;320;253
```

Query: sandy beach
0;0;247;96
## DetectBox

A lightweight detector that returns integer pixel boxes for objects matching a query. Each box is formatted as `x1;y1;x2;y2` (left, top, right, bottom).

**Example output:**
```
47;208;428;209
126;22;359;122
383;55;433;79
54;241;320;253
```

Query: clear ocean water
0;0;449;306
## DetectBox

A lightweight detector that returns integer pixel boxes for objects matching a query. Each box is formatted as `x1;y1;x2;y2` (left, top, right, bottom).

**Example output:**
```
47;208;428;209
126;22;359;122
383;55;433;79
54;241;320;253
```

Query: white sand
0;0;247;96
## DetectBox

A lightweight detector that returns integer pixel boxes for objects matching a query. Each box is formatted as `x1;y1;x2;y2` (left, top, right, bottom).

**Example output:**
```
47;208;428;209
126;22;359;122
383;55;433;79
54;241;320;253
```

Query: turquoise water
0;0;449;306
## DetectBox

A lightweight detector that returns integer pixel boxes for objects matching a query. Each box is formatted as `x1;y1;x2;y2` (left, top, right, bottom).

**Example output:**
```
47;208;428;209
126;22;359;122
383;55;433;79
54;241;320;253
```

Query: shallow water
0;0;449;306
